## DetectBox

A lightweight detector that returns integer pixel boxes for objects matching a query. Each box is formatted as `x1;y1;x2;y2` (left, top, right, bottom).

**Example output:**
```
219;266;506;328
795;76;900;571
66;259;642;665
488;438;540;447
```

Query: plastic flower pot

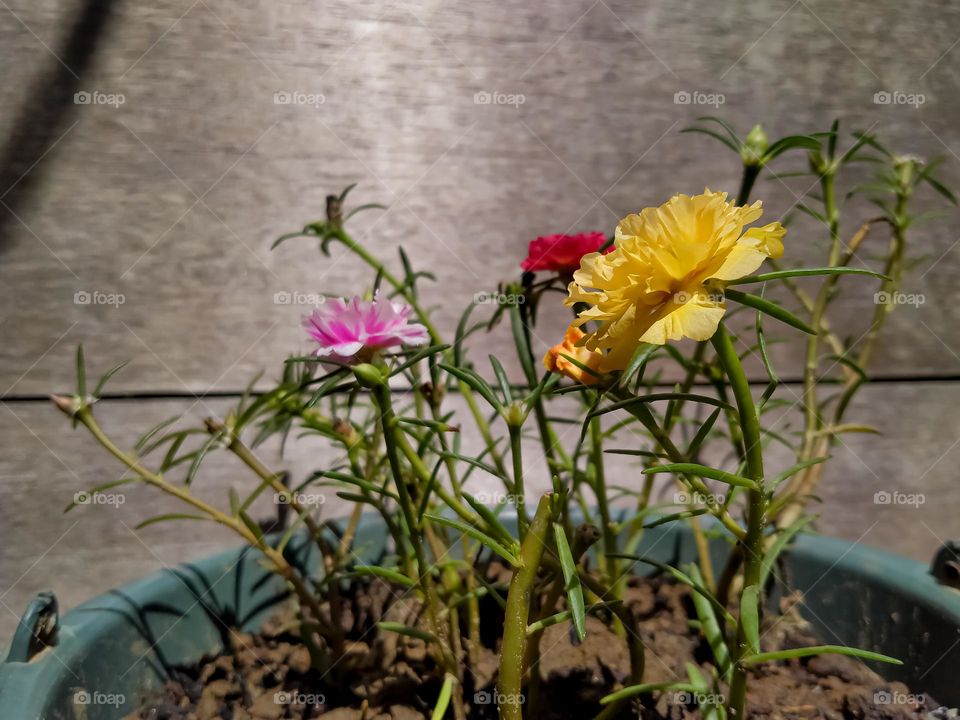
2;517;959;719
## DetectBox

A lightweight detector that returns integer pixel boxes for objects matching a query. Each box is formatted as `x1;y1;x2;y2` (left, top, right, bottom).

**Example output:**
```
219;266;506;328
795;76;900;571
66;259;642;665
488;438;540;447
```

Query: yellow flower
544;325;604;385
566;189;785;371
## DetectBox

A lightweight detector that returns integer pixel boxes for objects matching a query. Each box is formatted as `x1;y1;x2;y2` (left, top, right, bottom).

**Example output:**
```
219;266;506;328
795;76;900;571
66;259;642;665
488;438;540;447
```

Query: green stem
854;194;906;372
800;170;840;460
330;225;508;476
711;325;766;720
372;382;427;570
393;428;477;527
779;200;907;532
657;159;756;590
499;494;555;720
613;391;745;541
736;163;761;206
369;382;451;665
508;424;532;537
660;342;719;591
589;418;619;603
461;383;509;476
426;393;481;685
515;303;571;475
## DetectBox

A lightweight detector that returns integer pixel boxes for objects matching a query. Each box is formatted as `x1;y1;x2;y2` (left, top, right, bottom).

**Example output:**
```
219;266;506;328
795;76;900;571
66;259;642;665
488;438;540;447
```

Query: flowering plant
54;121;954;719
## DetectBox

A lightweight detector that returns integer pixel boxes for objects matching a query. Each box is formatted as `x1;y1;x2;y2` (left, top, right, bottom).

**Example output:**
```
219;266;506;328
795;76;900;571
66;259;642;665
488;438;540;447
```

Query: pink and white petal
325;340;365;358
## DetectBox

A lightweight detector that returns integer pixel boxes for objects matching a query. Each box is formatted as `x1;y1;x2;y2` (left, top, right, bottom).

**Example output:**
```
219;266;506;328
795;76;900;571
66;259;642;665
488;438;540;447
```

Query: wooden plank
2;0;960;393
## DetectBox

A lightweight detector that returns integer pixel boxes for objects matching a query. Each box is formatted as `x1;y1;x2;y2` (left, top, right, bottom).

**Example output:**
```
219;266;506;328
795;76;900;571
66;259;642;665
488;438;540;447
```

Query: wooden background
2;0;960;644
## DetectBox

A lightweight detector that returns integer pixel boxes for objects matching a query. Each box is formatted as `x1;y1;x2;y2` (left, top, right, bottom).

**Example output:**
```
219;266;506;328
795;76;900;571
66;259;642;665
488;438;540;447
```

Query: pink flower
302;295;429;363
521;232;610;274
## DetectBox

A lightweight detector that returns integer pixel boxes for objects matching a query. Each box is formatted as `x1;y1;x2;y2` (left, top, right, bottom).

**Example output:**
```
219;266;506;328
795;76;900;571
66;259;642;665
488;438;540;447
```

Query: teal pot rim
1;517;958;719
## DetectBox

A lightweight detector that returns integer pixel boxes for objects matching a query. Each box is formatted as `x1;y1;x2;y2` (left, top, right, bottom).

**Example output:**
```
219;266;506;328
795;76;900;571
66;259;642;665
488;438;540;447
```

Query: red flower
520;232;609;273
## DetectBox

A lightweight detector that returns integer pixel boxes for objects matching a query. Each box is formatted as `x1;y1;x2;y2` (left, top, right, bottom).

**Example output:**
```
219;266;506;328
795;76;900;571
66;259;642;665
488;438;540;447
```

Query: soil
125;576;947;720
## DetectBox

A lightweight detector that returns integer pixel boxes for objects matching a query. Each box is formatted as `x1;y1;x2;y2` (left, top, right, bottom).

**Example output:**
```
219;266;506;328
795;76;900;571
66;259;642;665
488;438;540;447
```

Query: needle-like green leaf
618;343;657;388
723;289;815;335
423;514;520;567
509;304;537;386
685;563;733;681
431;673;454;720
464;494;516;547
489;355;513;404
642;463;758;490
589;394;733;422
601;681;699;705
727;267;889;285
75;345;87;398
610;555;734;626
769;457;829;492
135;513;210;530
759;515;816;588
92;360;129;398
553;523;586;642
439;363;501;411
376;622;438;644
741;645;901;666
350;565;416;588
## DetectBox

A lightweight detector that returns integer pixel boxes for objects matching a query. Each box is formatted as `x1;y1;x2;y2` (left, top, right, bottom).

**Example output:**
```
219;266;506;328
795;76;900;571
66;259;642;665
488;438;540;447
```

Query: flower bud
742;124;769;166
893;154;922;187
352;363;386;388
505;402;526;428
50;394;80;416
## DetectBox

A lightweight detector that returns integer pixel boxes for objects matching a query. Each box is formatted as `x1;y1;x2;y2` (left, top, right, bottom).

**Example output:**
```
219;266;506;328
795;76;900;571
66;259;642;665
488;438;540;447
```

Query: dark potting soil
125;576;945;720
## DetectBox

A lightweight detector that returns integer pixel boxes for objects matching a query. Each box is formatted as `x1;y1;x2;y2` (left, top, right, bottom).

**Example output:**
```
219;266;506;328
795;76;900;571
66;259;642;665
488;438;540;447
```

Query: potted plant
3;119;958;720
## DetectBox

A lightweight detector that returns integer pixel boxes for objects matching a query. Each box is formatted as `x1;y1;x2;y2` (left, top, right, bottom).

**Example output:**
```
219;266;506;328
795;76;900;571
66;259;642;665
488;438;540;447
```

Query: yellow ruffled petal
741;221;786;259
566;191;786;360
709;244;768;282
639;296;726;346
